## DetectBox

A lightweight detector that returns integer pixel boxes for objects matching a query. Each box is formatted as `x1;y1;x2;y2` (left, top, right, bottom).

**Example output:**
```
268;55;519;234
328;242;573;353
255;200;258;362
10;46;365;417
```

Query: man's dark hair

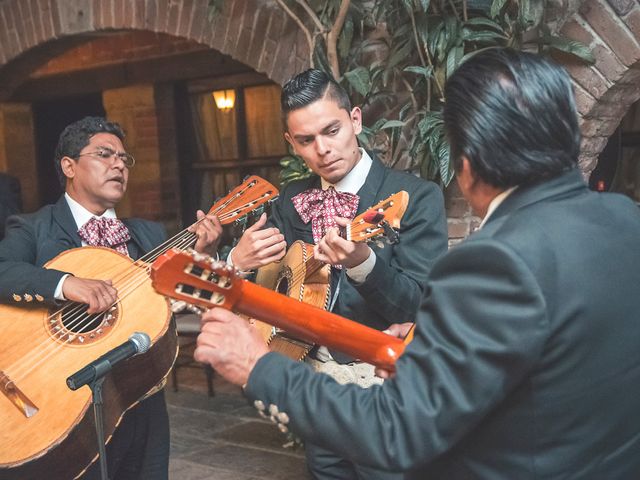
281;69;352;125
54;116;125;187
443;48;580;189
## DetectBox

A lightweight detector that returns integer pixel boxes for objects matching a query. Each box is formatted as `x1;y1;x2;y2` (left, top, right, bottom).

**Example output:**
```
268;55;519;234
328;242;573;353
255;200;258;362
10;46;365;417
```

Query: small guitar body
253;191;410;362
254;241;330;361
0;247;175;480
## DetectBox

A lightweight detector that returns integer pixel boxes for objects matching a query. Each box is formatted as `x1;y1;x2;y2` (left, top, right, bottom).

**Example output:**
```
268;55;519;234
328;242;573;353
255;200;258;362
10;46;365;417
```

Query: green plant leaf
421;0;431;12
446;44;464;79
462;28;508;43
380;120;406;129
279;154;312;187
464;16;506;32
437;139;453;185
403;65;433;77
542;35;595;64
490;0;508;18
518;0;544;29
338;17;355;59
344;66;372;96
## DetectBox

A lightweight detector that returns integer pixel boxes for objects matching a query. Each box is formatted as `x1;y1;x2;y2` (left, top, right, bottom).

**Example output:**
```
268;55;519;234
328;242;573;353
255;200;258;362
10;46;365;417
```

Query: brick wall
103;83;180;231
0;0;639;239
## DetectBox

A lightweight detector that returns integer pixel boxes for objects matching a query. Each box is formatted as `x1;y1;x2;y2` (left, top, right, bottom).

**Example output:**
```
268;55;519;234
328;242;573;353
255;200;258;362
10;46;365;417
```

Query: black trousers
82;390;170;480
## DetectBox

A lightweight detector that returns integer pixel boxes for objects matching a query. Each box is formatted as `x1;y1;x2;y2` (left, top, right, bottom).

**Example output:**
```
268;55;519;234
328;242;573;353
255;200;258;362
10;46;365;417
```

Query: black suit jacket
0;173;22;240
246;169;640;479
0;195;166;305
267;156;448;332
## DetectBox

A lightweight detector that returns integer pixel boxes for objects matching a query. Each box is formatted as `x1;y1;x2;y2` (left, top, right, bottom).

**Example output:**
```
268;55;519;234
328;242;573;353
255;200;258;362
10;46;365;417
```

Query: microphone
66;332;152;390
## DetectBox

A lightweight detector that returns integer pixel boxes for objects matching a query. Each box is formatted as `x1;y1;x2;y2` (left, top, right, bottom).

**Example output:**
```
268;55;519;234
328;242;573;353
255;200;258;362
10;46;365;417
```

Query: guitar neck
233;279;405;371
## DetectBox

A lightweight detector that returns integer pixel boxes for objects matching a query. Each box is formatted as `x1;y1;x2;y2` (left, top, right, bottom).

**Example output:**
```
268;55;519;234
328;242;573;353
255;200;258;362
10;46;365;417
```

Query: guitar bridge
0;370;39;418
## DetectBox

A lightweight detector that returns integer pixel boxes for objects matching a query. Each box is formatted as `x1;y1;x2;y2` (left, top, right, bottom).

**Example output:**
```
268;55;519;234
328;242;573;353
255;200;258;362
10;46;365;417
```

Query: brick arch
557;0;640;175
0;0;310;94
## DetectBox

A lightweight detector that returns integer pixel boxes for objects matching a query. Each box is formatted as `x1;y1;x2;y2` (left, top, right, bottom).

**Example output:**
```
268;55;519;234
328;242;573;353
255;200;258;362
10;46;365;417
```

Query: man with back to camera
228;69;448;479
194;49;640;479
0;116;222;479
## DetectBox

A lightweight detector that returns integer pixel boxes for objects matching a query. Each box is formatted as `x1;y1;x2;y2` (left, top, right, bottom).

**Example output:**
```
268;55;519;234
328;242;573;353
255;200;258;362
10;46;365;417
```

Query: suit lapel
52;196;83;248
355;155;386;214
122;220;149;261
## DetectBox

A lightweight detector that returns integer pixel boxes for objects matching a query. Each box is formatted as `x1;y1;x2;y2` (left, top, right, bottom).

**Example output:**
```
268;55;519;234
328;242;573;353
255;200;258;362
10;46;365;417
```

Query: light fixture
212;89;235;112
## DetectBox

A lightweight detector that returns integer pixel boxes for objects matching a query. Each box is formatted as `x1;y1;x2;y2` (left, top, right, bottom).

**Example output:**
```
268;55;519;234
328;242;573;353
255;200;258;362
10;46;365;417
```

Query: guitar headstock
150;249;242;311
207;175;278;225
347;191;409;245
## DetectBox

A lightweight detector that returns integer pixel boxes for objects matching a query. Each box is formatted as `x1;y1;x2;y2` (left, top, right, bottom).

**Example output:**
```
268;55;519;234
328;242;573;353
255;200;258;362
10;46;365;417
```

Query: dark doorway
589;127;621;192
33;94;105;207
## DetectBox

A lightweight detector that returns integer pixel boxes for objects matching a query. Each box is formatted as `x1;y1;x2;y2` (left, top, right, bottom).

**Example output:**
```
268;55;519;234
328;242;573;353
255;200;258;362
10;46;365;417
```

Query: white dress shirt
478;186;518;230
54;193;119;300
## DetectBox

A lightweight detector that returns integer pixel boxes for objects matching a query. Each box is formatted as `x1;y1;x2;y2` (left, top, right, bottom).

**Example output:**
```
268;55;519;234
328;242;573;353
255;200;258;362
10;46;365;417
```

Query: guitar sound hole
48;304;118;345
61;307;106;333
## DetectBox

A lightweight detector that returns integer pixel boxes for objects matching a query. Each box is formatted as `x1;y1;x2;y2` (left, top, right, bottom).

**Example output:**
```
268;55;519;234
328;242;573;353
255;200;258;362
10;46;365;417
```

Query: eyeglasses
77;147;135;168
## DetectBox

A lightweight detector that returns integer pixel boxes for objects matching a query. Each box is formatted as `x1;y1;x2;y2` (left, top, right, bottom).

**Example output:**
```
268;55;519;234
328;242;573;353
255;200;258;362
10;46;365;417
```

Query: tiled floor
167;365;310;480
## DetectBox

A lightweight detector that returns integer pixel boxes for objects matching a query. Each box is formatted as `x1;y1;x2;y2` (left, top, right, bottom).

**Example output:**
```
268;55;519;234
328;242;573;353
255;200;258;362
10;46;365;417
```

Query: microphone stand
89;376;110;480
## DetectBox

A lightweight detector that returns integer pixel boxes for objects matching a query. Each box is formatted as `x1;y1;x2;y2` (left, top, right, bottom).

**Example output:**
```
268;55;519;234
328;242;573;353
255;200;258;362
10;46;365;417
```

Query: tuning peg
252;205;265;217
234;216;248;228
381;221;400;244
170;300;188;313
192;251;207;263
187;304;204;315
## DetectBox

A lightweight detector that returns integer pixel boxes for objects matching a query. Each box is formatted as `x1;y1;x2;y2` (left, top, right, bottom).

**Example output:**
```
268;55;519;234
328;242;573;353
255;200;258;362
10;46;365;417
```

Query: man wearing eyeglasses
0;116;222;479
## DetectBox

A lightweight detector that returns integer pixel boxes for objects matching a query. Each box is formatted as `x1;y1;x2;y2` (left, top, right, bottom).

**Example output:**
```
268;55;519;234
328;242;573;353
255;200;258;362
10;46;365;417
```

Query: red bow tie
78;217;131;256
292;187;359;244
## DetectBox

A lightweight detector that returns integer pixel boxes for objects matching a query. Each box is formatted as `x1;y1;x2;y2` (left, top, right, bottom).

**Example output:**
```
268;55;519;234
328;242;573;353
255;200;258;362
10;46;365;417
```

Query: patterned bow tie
78;216;131;256
292;186;360;245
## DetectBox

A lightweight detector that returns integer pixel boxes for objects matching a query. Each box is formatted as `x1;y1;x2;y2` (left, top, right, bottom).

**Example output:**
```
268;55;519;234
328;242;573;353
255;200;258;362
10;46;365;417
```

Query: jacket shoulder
123;217;166;241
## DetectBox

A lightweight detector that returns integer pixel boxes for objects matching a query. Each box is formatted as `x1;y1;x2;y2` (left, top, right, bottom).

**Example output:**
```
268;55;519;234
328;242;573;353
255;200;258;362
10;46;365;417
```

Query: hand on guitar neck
189;209;223;257
314;216;372;269
376;322;415;379
230;213;287;271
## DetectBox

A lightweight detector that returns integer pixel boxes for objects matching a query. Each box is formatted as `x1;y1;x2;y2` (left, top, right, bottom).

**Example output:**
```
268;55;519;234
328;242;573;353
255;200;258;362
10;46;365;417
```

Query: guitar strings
8;223;203;382
13;193;382;382
13;205;372;382
8;188;272;382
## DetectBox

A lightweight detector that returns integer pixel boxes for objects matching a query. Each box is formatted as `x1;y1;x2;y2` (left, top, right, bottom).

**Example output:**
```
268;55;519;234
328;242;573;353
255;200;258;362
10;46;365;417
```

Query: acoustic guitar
254;191;409;361
150;248;408;371
0;176;278;480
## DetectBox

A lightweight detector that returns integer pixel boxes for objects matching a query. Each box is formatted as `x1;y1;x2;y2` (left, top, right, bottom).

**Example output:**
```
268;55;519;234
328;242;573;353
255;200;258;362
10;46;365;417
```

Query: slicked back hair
54;116;125;187
281;69;352;126
443;48;580;189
